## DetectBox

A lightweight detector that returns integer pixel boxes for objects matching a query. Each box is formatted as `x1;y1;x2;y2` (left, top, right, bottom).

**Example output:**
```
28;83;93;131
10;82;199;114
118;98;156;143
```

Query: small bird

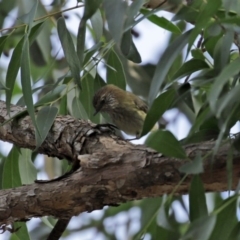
92;84;158;138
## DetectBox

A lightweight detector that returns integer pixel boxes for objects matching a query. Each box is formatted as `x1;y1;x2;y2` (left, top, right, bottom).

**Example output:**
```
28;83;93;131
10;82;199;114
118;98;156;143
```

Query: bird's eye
100;98;105;104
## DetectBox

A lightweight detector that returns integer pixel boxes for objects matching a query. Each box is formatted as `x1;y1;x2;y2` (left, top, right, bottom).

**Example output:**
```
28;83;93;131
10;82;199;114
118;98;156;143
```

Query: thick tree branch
0;100;240;227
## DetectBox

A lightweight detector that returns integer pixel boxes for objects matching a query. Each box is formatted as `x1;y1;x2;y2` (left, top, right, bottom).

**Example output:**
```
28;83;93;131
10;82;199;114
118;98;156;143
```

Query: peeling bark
0;100;240;227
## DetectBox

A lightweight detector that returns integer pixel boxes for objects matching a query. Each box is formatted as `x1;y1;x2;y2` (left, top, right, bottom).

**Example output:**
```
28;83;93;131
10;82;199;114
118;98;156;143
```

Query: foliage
0;0;240;239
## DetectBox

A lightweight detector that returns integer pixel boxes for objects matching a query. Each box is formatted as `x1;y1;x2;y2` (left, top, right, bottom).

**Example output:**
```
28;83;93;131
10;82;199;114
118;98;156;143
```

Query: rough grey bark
0;100;240;227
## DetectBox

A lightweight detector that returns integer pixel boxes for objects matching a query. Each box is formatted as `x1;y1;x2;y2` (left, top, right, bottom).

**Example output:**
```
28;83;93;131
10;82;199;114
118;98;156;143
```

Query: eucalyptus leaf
141;88;175;136
149;30;191;105
107;49;126;89
189;174;208;222
57;17;81;88
2;146;21;189
36;106;58;149
18;149;37;185
179;153;204;174
146;130;187;159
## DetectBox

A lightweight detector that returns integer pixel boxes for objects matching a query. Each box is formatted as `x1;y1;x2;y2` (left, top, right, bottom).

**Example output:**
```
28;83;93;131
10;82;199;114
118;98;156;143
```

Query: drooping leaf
149;30;191;105
187;0;222;53
21;34;41;148
140;8;181;34
36;106;58;149
208;57;240;113
141;88;175;136
2;146;21;189
6;36;24;113
90;9;103;42
72;96;88;120
209;196;238;240
57;17;81;88
35;85;66;106
181;215;216;240
121;30;141;63
83;0;103;20
189;174;208;222
103;0;127;44
19;0;38;33
12;222;30;240
18;149;37;184
179;153;204;174
173;59;209;80
107;49;126;89
145;130;187;159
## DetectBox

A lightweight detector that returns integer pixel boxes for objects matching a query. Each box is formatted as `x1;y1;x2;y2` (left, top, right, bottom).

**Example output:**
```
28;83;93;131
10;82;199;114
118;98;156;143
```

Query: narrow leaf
107;49;126;89
208;57;240;113
35;85;66;106
189;174;208;222
188;0;222;53
182;215;216;240
72;96;88;120
149;30;191;104
90;9;103;42
140;9;181;34
146;130;187;159
2;147;21;189
19;1;38;32
21;35;41;147
103;0;127;44
57;17;81;88
141;88;175;136
6;37;24;113
173;59;209;80
179;153;204;174
18;149;36;184
36;106;58;149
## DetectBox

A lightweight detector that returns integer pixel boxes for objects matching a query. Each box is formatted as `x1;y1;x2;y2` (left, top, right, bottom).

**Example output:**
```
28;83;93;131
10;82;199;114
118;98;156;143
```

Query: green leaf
2;146;21;189
179;153;204;174
0;35;9;57
72;96;88;120
189;175;208;222
83;0;103;20
90;9;103;42
6;36;24;113
145;130;187;159
57;17;81;88
21;35;41;147
19;0;38;33
208;57;240;113
213;30;234;74
107;49;126;89
188;0;222;53
77;19;86;69
79;73;97;122
141;88;175;136
103;0;127;44
36;106;58;149
181;215;216;240
83;42;103;66
173;59;209;80
140;9;181;34
209;196;238;240
35;85;66;106
59;95;67;115
149;30;191;104
121;30;141;63
18;149;36;185
12;222;30;240
29;21;45;45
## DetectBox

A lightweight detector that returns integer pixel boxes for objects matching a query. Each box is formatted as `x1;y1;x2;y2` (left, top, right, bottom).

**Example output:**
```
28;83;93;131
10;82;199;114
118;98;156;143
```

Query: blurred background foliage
1;0;240;239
